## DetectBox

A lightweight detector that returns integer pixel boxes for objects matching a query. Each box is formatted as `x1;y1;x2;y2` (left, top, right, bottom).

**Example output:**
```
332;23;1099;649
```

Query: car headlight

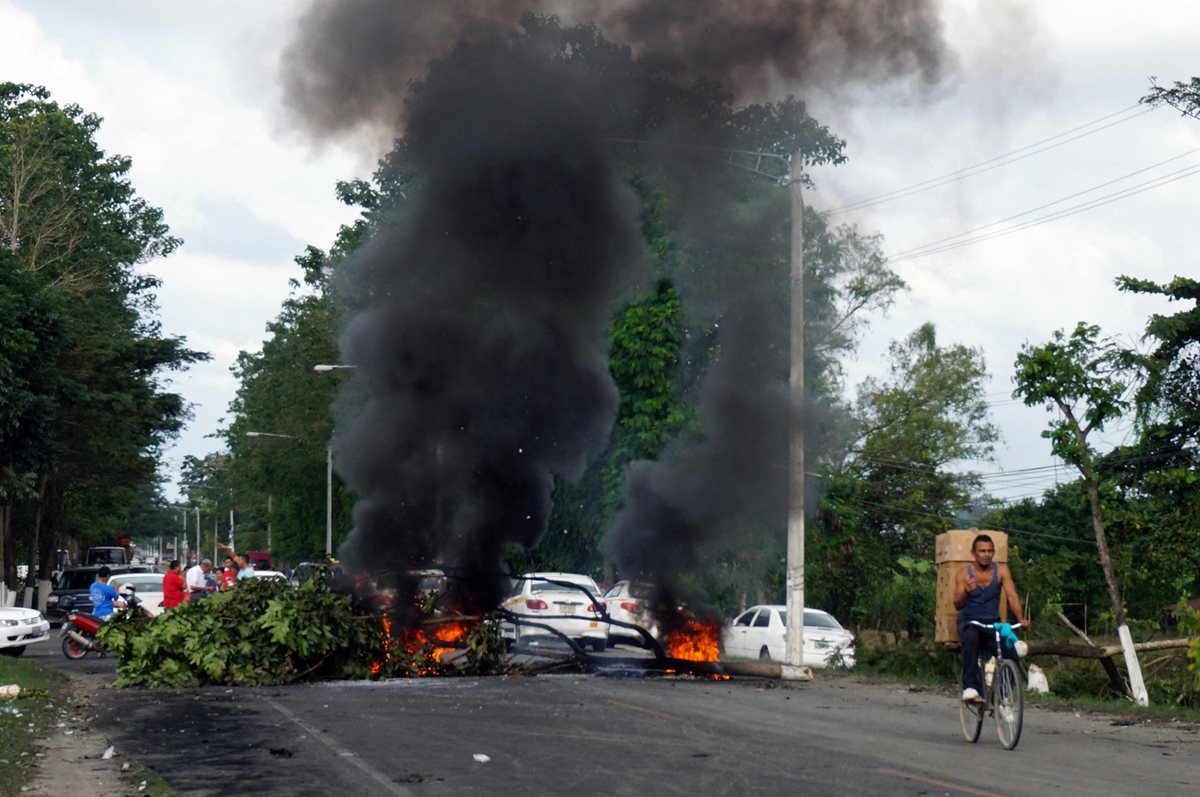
46;596;58;604
0;619;18;627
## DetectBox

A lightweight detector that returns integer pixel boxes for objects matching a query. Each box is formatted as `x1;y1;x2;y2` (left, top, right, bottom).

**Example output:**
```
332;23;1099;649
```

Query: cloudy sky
2;1;1197;509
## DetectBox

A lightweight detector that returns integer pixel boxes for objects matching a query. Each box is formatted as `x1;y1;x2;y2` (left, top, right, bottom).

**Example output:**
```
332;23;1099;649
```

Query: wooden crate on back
935;529;1008;648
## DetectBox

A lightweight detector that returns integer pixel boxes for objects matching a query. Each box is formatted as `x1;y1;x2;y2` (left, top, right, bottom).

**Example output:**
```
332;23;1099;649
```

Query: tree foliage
808;323;997;628
0;83;205;586
1143;75;1200;120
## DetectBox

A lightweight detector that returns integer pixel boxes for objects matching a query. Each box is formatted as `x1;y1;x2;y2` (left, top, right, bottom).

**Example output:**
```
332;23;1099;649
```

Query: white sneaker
961;688;980;702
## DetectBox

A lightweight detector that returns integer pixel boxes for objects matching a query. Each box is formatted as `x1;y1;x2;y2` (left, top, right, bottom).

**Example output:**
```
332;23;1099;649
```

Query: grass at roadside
0;652;181;797
0;652;68;797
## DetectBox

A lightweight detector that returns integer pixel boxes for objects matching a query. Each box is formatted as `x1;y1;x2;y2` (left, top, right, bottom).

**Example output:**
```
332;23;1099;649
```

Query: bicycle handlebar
965;620;1022;630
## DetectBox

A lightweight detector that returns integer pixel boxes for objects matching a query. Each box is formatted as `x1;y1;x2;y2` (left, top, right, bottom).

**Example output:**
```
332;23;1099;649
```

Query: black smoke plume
326;36;645;616
281;1;953;623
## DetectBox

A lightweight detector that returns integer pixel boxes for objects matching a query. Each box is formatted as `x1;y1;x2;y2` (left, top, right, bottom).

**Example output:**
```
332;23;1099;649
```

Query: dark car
44;565;147;625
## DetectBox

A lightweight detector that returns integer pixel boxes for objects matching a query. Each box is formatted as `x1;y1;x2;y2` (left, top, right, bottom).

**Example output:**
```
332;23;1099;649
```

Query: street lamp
311;363;358;559
246;431;335;558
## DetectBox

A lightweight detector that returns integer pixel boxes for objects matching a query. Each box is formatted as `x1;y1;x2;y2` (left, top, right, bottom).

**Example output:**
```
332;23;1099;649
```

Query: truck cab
84;546;128;566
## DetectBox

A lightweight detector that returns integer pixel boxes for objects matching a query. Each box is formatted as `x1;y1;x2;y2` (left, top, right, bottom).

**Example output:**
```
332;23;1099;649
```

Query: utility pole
326;445;334;557
783;151;807;674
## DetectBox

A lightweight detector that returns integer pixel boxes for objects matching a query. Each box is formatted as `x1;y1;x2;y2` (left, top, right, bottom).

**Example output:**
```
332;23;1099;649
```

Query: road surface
23;641;1200;796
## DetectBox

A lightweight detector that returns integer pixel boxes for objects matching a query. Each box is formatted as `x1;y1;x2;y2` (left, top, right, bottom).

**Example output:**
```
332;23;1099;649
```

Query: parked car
723;605;856;668
45;565;142;625
0;606;51;656
244;570;288;582
499;572;609;652
109;572;167;617
602;580;659;646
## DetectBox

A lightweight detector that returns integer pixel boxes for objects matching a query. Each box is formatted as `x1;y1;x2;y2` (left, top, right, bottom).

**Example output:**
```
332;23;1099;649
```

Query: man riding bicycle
953;534;1029;702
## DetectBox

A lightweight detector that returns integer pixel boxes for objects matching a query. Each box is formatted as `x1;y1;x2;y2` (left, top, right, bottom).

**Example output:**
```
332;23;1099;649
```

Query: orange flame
429;621;469;660
665;618;721;662
372;618;475;677
371;617;394;676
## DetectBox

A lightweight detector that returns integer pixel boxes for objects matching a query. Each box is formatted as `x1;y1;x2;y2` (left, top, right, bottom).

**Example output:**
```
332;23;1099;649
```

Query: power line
845;497;1095;547
886;148;1200;262
826;103;1154;215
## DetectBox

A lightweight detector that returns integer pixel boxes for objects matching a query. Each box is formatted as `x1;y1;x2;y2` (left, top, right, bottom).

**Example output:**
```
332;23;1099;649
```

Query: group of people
157;544;257;611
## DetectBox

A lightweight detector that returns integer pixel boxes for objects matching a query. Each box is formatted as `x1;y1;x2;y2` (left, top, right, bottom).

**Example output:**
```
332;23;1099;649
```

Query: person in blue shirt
88;567;123;620
218;543;256;581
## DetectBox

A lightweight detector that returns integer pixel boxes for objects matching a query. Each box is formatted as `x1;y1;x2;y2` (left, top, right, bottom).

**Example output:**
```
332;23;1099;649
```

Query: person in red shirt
161;559;187;610
218;556;238;591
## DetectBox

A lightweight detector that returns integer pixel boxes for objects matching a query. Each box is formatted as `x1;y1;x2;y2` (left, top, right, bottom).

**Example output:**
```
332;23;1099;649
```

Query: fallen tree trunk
1026;637;1194;659
1057;611;1129;698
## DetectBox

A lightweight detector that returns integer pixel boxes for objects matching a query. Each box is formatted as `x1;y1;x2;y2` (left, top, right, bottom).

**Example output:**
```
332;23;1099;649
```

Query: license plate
558;604;575;615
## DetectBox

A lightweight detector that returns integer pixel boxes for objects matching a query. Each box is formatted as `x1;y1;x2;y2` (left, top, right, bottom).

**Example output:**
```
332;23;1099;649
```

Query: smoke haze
281;1;953;621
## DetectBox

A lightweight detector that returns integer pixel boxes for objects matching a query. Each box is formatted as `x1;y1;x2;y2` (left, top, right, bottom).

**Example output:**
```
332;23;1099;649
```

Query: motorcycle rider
88;566;124;620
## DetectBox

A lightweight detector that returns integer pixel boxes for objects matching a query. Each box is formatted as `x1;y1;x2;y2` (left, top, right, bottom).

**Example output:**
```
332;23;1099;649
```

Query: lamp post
312;363;357;559
246;431;334;557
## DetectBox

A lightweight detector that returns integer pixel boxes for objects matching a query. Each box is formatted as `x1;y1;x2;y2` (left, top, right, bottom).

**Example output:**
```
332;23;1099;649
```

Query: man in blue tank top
953;534;1029;702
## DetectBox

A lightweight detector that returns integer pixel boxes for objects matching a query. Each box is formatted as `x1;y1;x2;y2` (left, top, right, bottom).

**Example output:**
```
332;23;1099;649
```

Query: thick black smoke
328;37;644;615
281;0;953;621
281;0;953;137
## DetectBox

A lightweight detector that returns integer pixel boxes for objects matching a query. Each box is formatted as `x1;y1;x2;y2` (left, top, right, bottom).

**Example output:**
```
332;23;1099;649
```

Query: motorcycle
60;586;150;659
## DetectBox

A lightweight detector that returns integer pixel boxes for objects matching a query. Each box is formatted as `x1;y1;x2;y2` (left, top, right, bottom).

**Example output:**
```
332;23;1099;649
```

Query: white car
500;572;609;652
602;580;659;646
723;605;856;668
0;606;52;656
244;570;288;582
109;572;167;617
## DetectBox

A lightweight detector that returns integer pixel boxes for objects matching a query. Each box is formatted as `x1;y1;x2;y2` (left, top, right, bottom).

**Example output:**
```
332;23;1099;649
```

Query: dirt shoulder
19;656;176;797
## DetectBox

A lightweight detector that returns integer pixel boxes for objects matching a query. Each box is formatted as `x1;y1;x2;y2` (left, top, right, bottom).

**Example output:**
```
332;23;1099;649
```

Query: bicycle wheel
955;655;984;743
994;659;1024;750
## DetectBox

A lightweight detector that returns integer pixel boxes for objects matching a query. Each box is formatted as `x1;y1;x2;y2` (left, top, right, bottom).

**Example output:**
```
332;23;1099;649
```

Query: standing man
88;567;123;620
161;560;186;610
953;534;1029;702
186;559;216;601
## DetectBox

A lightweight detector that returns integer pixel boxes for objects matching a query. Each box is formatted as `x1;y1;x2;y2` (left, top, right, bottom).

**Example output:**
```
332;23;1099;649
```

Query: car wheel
759;646;771;661
0;645;25;657
592;638;606;653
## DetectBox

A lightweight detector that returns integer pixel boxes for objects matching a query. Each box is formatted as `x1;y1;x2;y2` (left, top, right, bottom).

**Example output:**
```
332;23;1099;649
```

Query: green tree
1143;76;1200;119
809;323;997;625
1014;322;1149;704
0;83;206;590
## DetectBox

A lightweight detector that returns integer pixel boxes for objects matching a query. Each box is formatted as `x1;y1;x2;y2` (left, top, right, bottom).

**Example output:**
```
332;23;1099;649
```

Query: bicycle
955;620;1024;750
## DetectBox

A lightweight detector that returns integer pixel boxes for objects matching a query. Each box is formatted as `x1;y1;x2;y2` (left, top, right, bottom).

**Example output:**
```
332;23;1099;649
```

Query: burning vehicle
499;572;609;653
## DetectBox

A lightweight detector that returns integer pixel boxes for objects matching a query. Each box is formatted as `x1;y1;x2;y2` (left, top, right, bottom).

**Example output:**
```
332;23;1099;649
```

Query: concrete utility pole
784;151;807;672
326;445;334;557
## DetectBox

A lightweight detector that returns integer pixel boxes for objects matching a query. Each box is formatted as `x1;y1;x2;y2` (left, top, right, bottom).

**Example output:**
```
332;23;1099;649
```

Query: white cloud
4;0;1199;507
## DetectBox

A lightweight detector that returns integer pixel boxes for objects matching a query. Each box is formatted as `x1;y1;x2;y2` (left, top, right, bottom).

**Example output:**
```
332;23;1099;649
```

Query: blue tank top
958;564;1002;622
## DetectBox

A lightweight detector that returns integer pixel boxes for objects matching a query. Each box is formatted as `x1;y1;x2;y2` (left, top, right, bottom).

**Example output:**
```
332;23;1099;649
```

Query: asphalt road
23;640;1200;796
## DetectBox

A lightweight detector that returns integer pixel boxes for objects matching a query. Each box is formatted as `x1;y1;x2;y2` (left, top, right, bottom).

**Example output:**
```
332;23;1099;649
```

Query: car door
726;609;756;657
743;607;772;659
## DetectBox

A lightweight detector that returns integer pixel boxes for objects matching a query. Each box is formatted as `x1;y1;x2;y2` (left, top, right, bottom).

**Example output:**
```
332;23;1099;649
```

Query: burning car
723;605;855;668
602;580;660;647
499;572;608;652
